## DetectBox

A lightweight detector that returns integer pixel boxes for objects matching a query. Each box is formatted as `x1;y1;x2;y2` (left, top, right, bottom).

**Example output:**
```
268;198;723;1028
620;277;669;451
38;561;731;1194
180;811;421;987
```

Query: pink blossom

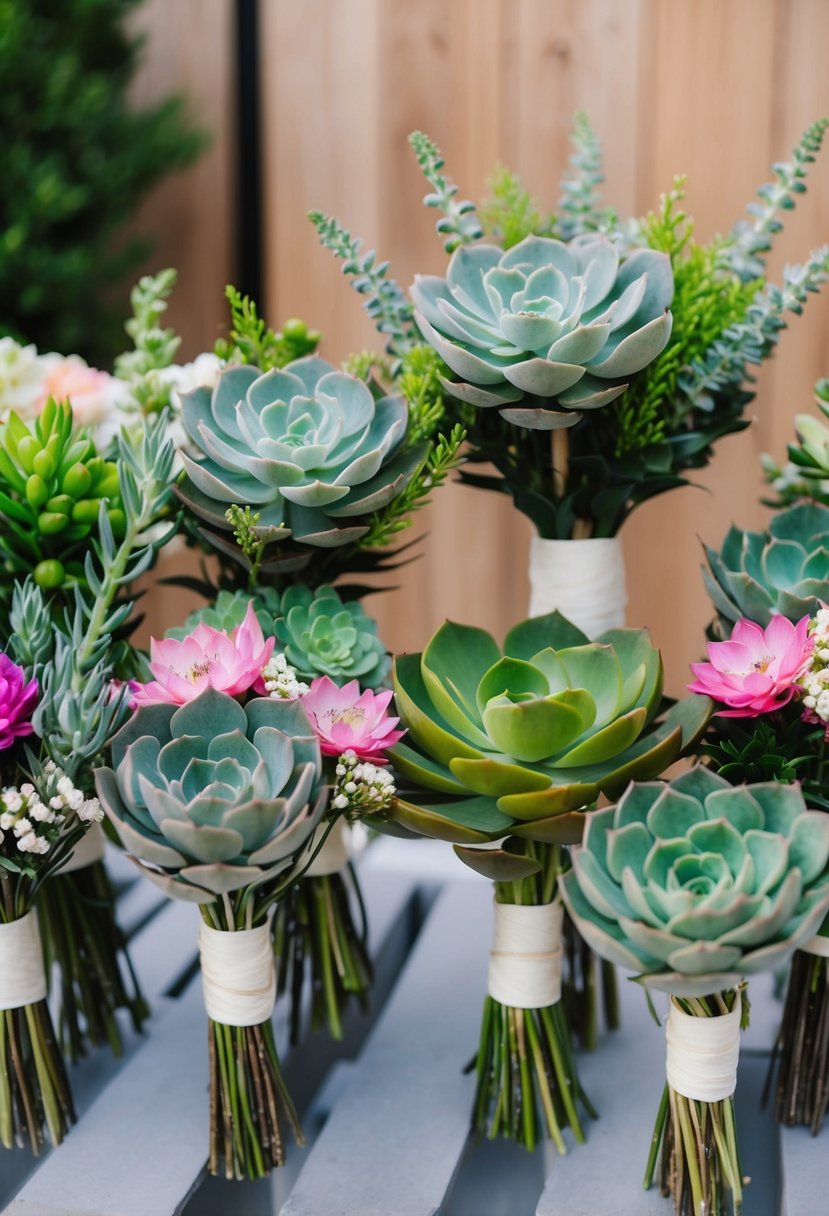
688;614;813;717
36;355;121;427
0;655;38;751
132;602;274;707
301;676;405;762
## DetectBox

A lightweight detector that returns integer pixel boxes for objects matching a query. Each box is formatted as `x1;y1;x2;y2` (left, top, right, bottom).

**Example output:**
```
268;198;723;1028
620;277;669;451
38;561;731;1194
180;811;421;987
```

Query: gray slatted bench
1;842;825;1215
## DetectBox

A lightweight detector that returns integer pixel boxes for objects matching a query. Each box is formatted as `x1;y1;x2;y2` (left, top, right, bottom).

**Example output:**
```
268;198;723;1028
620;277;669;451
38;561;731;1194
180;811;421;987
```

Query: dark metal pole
235;0;262;302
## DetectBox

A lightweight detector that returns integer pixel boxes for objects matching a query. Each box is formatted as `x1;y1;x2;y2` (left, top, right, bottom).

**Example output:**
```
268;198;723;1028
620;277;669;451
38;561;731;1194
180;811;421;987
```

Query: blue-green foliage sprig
408;130;483;252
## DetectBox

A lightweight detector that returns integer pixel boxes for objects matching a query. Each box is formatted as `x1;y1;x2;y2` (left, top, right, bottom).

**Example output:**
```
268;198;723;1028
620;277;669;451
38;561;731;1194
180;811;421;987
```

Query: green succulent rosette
703;501;829;632
559;767;829;997
169;585;389;690
176;357;427;562
410;235;673;430
95;689;327;902
388;612;711;847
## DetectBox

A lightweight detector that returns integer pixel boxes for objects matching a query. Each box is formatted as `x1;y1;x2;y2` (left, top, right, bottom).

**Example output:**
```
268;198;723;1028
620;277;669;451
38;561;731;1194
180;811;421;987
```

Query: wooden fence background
129;0;829;694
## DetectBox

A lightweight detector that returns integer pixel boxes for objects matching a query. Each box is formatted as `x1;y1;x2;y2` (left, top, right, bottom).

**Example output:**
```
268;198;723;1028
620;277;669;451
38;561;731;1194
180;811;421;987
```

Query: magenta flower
688;614;813;717
301;676;405;762
132;602;274;707
0;655;38;751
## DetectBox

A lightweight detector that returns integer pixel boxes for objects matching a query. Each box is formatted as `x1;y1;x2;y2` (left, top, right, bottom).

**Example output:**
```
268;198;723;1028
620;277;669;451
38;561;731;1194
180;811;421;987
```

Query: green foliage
214;287;321;370
397;345;451;444
728;118;829;281
704;712;829;814
555;112;617;240
360;423;466;549
225;504;271;589
114;269;180;414
408;131;483;252
479;166;545;249
0;0;206;364
309;211;416;362
763;378;829;508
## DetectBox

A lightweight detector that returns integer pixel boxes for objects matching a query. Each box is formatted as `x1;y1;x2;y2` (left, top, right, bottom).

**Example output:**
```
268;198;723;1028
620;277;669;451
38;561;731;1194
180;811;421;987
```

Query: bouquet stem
561;906;620;1050
646;990;745;1216
207;1016;304;1179
37;861;148;1061
472;841;594;1152
773;948;829;1132
0;998;76;1152
273;865;372;1045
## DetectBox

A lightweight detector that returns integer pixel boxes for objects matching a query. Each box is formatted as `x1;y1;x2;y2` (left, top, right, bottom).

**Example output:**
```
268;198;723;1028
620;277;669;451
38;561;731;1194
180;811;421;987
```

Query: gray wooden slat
280;879;492;1216
3;866;422;1216
537;976;780;1216
780;1123;829;1214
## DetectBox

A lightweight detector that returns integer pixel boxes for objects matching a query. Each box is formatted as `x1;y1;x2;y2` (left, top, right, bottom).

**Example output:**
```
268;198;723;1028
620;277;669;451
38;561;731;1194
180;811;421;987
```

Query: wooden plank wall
132;0;829;694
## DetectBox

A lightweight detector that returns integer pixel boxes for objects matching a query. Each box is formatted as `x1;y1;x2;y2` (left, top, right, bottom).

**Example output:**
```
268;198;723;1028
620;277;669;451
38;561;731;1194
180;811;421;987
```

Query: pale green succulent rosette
95;688;328;1180
410;235;673;430
703;501;829;632
383;611;709;1152
176;358;427;563
560;769;829;1216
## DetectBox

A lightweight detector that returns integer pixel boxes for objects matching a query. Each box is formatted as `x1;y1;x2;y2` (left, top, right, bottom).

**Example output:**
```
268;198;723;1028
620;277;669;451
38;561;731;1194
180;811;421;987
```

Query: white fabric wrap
487;901;563;1009
801;933;829;959
527;536;627;638
305;819;350;877
59;823;107;874
665;995;742;1102
198;921;276;1027
0;911;48;1009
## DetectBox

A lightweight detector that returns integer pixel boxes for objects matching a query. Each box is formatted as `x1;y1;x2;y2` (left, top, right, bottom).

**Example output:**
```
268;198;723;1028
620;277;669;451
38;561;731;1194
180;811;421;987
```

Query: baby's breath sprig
331;749;396;820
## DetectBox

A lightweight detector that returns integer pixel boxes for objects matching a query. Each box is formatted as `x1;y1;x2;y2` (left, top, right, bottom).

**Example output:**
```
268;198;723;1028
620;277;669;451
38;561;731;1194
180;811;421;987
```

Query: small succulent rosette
560;768;829;1216
0;653;109;1153
151;590;398;1042
96;689;329;1179
383;612;709;1151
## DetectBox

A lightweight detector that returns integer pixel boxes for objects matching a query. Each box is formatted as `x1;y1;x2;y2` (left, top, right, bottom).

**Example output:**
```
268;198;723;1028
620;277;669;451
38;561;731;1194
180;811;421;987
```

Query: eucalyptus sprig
555;111;618;241
408;130;483;252
114;269;181;416
309;211;416;362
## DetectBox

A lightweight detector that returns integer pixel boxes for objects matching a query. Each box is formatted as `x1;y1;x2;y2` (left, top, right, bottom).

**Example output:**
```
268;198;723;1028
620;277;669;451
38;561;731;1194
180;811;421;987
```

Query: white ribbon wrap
0;911;48;1010
665;995;742;1102
801;933;829;959
487;901;563;1009
305;820;350;878
528;536;627;638
198;920;276;1028
58;823;107;874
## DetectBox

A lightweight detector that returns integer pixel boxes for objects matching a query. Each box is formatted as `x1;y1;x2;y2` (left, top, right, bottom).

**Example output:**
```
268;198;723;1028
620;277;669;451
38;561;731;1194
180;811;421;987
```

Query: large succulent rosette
382;612;709;1152
561;769;829;1215
96;688;328;1179
410;235;673;429
703;502;829;633
176;358;426;573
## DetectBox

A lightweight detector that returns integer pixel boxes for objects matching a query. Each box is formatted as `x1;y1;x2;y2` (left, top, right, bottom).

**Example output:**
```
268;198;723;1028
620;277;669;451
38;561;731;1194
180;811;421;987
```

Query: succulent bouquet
0;576;139;1153
561;771;829;1216
312;118;829;547
696;489;829;1135
166;585;398;1042
104;600;402;1177
374;611;709;1150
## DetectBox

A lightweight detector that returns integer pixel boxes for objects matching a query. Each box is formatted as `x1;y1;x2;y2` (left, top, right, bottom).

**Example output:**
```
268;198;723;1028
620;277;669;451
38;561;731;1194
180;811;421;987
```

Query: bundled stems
200;897;304;1180
560;907;620;1051
772;949;829;1132
37;862;147;1061
472;840;595;1151
646;989;746;1216
273;865;372;1045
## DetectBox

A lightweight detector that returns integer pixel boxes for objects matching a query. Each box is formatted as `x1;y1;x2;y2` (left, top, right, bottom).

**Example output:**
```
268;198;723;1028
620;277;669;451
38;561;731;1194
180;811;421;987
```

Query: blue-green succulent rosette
559;767;829;998
380;610;709;1151
410;235;673;430
95;688;329;1180
560;766;829;1213
175;357;427;566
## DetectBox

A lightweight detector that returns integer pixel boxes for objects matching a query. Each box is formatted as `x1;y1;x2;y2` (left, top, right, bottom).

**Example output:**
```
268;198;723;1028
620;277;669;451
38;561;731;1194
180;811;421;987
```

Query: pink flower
300;676;405;762
36;355;121;427
688;614;813;717
0;655;38;751
132;602;274;707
